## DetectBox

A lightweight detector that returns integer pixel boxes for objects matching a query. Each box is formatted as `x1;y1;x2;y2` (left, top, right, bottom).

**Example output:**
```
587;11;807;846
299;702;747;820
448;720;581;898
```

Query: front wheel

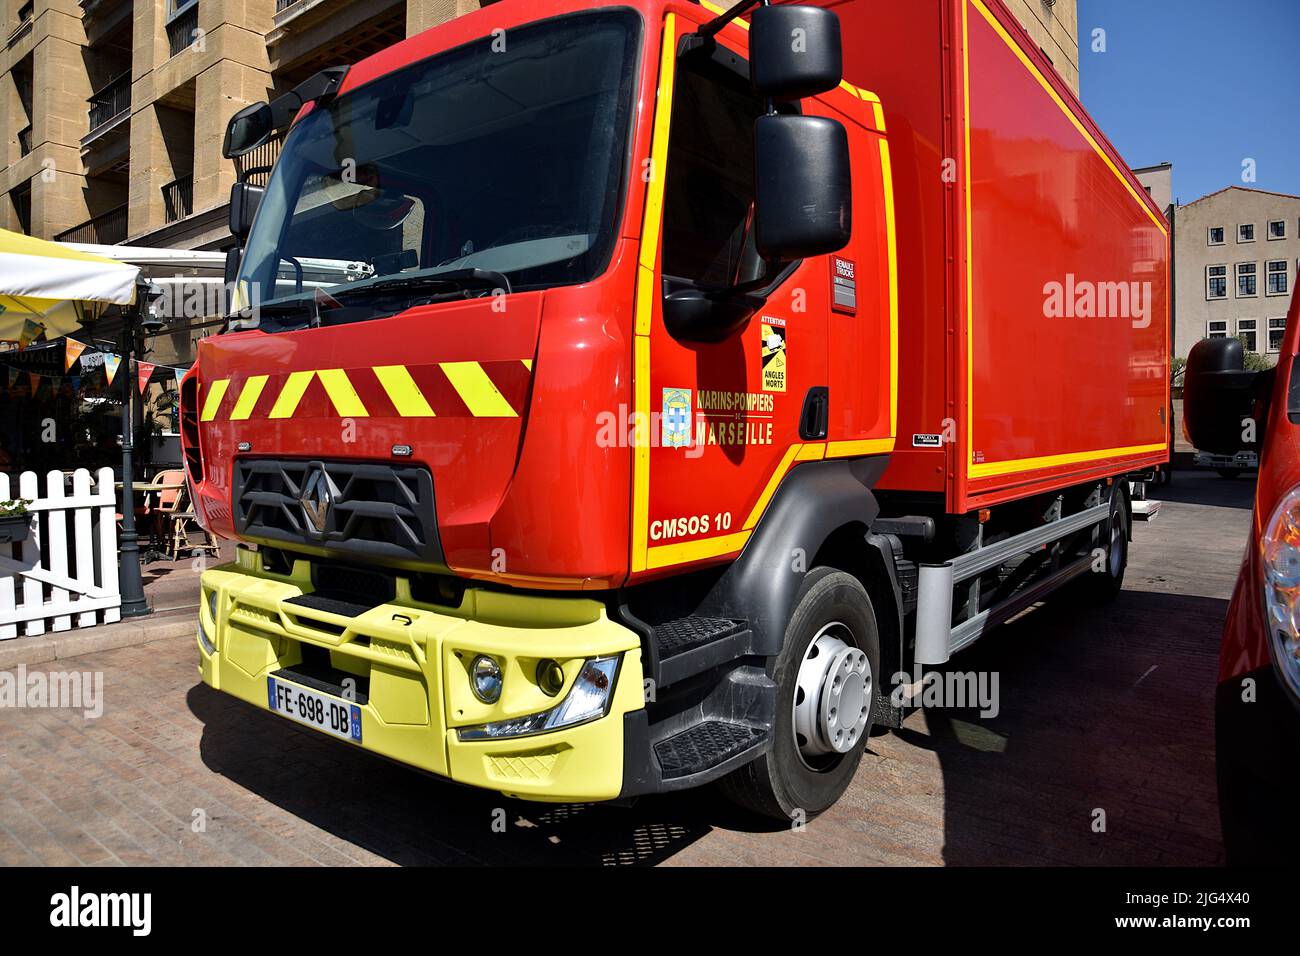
718;568;880;821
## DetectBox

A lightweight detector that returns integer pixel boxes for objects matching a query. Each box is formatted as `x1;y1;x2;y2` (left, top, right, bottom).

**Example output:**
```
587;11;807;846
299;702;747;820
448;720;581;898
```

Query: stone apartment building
0;0;1077;363
1172;186;1300;367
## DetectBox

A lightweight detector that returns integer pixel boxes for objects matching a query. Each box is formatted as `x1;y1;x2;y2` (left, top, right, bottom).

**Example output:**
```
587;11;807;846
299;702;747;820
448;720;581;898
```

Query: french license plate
267;676;362;743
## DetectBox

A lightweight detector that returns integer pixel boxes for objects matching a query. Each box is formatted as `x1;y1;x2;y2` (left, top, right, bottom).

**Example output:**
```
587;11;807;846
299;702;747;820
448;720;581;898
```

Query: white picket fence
0;467;121;639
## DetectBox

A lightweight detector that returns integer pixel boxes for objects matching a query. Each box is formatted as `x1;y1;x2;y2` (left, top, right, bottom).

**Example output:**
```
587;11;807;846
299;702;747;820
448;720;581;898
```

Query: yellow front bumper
197;549;644;802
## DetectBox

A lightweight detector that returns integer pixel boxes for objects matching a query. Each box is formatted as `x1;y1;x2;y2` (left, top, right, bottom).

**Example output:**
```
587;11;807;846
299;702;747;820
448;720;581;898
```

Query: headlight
207;588;218;627
470;655;503;703
1261;484;1300;699
457;656;620;741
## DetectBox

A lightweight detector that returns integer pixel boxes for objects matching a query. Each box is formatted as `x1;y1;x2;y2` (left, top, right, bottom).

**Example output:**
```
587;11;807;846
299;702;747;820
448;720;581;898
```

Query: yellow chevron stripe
317;368;368;417
374;365;435;417
230;375;269;421
268;370;314;419
201;379;229;422
521;359;533;371
440;361;516;417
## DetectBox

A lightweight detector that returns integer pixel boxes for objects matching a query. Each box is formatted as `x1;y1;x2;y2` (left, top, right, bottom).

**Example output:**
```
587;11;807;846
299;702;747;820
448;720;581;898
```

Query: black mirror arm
697;0;765;40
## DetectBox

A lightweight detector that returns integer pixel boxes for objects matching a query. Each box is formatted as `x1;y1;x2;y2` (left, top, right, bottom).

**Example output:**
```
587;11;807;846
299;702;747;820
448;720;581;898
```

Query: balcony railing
276;0;299;10
233;132;285;185
54;204;128;245
166;2;199;59
163;175;193;223
87;73;131;134
17;126;31;156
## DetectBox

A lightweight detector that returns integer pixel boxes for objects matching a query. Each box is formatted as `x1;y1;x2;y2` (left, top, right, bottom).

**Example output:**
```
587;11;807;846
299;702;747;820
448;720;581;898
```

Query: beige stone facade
1003;0;1079;94
1172;186;1300;367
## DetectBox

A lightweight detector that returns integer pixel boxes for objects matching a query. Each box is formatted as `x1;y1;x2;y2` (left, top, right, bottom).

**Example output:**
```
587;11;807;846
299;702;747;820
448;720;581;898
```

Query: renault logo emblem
298;466;333;535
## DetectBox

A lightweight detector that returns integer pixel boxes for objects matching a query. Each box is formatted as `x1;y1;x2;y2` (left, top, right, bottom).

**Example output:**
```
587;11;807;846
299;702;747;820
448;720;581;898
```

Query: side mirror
223;102;273;159
749;5;842;99
1184;337;1268;455
754;113;851;260
229;181;264;241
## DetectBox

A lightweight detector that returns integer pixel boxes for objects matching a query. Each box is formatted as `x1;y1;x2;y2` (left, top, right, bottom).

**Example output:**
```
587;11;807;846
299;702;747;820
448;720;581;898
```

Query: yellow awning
0;228;140;342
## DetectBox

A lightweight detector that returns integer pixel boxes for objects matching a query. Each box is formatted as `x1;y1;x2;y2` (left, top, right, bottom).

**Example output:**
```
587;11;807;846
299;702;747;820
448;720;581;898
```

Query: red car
1185;284;1300;865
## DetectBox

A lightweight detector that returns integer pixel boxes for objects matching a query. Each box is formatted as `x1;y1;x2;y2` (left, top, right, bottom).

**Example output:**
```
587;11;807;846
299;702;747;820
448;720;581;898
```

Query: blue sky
1078;0;1300;204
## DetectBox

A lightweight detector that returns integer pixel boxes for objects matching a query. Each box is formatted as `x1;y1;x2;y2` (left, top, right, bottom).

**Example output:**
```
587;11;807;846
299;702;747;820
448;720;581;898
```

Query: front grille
233;459;442;566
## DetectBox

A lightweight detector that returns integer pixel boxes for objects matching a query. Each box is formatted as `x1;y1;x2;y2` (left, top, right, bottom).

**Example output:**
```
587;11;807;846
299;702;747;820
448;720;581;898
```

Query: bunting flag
19;319;44;349
137;360;156;395
103;353;122;386
64;337;87;371
28;372;40;394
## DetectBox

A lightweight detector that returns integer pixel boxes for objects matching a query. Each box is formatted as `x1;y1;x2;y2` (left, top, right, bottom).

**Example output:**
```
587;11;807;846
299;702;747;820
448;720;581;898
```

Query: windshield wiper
334;267;512;302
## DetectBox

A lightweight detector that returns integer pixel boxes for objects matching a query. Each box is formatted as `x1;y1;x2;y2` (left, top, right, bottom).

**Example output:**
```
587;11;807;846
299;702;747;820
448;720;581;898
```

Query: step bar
914;500;1111;665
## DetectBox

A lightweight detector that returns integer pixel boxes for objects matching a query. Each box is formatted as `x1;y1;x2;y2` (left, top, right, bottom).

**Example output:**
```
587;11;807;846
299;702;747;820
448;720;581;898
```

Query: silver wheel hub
793;623;872;764
1108;521;1123;577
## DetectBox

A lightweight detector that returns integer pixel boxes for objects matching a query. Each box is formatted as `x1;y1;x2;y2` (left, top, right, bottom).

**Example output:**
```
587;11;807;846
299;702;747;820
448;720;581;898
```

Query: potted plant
0;499;33;544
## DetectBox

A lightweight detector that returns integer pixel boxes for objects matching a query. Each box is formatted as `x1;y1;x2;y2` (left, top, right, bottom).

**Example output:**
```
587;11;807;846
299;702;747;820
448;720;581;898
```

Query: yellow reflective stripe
968;442;1168;480
268;370;314;419
229;375;268;421
521;359;533;371
440;361;516;417
646;530;751;571
795;443;825;462
201;379;229;421
374;365;435;417
316;368;368;418
743;444;803;530
879;137;899;436
826;438;895;458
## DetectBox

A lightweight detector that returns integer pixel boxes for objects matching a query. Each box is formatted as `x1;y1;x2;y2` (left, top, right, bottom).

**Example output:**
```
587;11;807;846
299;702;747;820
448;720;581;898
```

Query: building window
1208;226;1225;245
1267;260;1290;296
1239;223;1256;243
1238;319;1258;352
1207;320;1228;339
1269;219;1287;240
1206;264;1228;299
1268;317;1287;353
1236;262;1257;297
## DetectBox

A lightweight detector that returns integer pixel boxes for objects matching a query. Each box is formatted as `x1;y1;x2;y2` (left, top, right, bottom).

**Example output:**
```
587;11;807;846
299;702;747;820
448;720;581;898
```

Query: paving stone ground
0;471;1251;866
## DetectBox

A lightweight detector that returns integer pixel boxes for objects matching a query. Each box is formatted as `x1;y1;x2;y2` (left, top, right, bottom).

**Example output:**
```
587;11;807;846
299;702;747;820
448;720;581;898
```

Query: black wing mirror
1184;337;1271;454
749;4;842;99
754;113;851;260
228;181;265;241
223;102;274;159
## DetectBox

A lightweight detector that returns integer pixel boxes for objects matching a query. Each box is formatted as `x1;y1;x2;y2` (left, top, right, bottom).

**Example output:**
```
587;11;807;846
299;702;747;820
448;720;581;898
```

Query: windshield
235;9;641;324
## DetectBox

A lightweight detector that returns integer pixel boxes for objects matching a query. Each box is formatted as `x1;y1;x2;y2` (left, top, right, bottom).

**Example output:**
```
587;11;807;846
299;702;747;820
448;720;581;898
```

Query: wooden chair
154;471;218;561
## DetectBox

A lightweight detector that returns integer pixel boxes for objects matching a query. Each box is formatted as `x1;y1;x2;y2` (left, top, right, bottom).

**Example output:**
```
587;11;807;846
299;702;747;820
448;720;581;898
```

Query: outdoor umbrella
0;227;140;342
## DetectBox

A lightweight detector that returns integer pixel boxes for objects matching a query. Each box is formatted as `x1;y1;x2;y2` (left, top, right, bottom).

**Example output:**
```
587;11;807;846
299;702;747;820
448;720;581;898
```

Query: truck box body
846;0;1171;511
183;0;1170;811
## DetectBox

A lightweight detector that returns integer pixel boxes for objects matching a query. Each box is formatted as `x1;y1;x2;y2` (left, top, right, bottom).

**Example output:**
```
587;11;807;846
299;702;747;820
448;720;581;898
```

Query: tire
1081;487;1128;602
1217;469;1241;479
718;567;880;821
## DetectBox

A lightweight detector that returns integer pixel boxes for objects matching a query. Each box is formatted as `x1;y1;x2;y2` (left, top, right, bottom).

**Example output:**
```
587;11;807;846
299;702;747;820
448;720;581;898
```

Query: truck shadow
188;683;766;865
889;584;1227;865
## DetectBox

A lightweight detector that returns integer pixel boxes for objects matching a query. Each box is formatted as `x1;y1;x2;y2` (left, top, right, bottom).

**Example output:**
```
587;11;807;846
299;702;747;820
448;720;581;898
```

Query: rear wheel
1081;488;1128;602
719;568;880;821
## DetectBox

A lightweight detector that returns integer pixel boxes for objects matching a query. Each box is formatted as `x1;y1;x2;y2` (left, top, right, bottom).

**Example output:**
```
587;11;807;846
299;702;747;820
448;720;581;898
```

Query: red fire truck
184;0;1169;818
